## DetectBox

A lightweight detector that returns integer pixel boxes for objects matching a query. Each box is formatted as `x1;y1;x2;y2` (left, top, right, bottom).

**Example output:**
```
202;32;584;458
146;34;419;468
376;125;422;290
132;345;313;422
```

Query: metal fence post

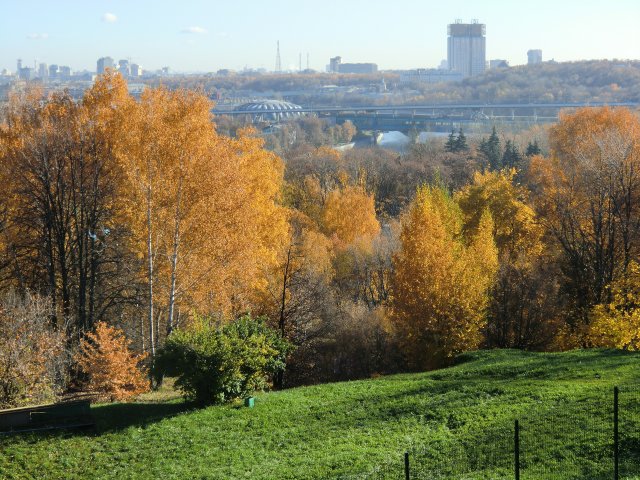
614;386;619;480
515;419;520;480
404;451;410;480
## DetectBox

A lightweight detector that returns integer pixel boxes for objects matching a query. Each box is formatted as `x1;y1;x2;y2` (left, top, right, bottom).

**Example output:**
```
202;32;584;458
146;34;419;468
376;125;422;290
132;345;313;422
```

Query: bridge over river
214;102;640;133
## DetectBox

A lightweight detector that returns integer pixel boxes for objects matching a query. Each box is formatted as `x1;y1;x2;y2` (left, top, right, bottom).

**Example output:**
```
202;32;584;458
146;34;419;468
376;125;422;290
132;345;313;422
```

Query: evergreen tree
445;129;457;153
525;139;541;156
480;127;502;170
502;140;523;170
478;138;489;169
455;128;469;152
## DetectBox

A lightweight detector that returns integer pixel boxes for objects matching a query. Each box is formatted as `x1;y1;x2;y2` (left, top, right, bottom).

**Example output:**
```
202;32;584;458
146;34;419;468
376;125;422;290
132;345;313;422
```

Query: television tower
275;41;282;73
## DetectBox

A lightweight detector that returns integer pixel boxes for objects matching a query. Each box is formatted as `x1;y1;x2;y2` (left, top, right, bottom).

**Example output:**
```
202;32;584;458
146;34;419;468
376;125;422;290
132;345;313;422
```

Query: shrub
0;291;68;408
75;322;149;402
154;315;293;405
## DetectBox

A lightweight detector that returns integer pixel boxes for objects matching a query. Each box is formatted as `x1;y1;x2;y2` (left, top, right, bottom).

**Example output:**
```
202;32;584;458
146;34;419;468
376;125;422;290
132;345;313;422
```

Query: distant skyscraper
18;67;35;81
58;66;71;79
447;20;486;78
118;59;130;76
49;64;58;78
130;63;142;77
38;63;48;79
527;49;543;65
17;59;22;73
97;56;115;74
329;56;341;73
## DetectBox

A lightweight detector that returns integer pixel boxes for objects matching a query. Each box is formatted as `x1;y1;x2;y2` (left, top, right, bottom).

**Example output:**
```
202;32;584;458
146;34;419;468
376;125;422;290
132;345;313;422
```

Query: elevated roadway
214;102;640;133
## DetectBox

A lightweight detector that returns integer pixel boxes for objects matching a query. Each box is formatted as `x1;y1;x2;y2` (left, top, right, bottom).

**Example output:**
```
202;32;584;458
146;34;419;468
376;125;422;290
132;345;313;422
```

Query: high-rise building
527;49;543;65
118;59;130;76
17;59;22;73
49;64;58;78
97;56;115;74
447;20;486;78
58;66;71;79
130;63;142;77
38;63;48;79
329;56;341;73
18;67;35;81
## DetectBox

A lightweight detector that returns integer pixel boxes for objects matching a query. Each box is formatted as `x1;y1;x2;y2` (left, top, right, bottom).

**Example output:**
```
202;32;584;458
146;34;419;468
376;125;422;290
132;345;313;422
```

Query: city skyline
2;0;640;73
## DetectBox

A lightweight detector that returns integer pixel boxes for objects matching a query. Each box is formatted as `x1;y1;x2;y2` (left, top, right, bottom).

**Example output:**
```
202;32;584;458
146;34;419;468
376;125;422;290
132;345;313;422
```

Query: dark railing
350;386;639;479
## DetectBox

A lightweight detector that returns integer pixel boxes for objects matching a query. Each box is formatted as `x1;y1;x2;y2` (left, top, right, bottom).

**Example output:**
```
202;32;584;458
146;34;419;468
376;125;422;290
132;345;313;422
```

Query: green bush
154;315;292;405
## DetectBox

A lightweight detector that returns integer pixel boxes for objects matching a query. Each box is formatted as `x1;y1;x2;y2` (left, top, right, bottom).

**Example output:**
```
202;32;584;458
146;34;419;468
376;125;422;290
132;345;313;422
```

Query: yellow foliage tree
588;261;640;350
118;87;288;354
390;186;498;369
321;185;380;247
75;322;149;401
529;107;640;339
457;169;542;258
456;170;558;348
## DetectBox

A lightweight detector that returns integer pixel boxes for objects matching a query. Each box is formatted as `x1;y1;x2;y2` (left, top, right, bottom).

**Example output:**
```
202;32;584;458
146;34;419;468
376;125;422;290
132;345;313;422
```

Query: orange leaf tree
75;322;149;401
529;107;640;339
118;89;288;355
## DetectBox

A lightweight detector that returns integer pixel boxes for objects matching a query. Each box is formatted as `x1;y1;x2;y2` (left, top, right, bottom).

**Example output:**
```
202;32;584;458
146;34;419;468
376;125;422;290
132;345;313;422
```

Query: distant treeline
145;60;640;107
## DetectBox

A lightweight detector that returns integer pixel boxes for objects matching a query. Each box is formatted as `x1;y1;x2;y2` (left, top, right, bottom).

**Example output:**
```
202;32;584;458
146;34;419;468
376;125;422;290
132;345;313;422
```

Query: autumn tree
458;170;558;349
390;185;497;369
75;321;149;402
587;261;640;350
258;211;335;387
119;88;288;355
529;107;640;341
0;74;140;337
0;291;68;407
321;184;380;247
334;222;398;309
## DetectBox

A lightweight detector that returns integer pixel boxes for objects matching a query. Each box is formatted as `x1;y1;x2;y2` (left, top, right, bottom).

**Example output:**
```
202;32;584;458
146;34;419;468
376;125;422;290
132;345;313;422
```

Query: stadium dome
235;100;304;122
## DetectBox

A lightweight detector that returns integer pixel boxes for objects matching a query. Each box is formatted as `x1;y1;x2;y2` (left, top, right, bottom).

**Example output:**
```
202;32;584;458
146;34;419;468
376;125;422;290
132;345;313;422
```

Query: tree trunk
146;183;155;359
167;176;183;336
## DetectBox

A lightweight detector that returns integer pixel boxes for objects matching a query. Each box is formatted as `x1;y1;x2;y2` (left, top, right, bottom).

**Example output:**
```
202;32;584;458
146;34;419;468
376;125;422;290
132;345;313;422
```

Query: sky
2;0;640;73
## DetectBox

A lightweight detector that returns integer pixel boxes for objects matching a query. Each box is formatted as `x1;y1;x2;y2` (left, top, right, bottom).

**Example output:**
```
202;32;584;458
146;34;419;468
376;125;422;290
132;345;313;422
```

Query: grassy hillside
1;349;638;479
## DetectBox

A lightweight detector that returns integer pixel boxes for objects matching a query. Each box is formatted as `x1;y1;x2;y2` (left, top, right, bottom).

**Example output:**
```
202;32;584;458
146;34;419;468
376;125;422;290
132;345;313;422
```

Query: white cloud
102;13;117;23
27;33;48;40
181;26;207;34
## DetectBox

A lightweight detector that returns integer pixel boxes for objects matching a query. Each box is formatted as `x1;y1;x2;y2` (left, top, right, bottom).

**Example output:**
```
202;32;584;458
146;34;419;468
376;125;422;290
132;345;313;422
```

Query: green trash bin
244;397;254;408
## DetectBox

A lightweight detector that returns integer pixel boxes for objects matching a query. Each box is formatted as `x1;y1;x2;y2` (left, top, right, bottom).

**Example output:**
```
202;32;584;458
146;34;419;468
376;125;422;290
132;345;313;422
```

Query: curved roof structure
235;100;303;121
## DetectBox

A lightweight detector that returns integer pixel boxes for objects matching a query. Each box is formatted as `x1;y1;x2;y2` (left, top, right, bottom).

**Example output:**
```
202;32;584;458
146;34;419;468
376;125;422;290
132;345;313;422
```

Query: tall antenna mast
275;41;282;73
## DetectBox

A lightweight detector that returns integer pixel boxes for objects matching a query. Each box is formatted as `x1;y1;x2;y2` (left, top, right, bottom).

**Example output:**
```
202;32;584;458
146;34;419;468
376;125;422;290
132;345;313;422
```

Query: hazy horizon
3;0;640;73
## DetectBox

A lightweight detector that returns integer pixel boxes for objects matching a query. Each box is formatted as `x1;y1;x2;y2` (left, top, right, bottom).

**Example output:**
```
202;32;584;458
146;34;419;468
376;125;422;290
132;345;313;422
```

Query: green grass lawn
1;349;639;479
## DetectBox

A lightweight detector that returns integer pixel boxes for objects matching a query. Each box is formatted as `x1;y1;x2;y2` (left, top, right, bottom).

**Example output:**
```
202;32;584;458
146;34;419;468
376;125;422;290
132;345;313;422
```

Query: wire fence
350;385;639;480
